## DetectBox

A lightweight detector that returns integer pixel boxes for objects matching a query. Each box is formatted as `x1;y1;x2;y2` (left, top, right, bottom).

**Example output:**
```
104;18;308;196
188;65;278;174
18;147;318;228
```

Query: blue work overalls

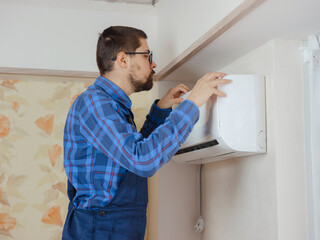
62;173;148;240
62;113;148;240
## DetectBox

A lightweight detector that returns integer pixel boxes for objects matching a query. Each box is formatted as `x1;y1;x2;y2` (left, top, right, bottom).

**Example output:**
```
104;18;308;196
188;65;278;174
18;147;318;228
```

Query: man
62;26;230;240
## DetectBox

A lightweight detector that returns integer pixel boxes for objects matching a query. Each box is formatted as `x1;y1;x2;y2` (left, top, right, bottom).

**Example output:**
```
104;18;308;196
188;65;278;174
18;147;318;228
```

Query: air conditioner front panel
218;75;265;152
172;74;266;164
181;92;220;148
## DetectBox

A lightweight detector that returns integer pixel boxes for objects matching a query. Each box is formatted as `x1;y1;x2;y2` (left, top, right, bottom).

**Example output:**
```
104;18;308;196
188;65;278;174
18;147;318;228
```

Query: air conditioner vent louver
185;152;235;164
175;140;219;155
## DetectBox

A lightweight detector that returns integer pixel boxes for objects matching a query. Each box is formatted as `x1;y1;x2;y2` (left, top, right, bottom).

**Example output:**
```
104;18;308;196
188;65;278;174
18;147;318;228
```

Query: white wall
0;1;311;239
154;39;308;240
272;39;307;240
155;0;244;70
199;39;307;240
0;0;157;72
158;161;200;240
155;39;308;240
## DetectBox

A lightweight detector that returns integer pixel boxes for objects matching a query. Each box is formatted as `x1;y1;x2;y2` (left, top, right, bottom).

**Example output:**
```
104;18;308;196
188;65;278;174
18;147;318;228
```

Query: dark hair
96;26;148;76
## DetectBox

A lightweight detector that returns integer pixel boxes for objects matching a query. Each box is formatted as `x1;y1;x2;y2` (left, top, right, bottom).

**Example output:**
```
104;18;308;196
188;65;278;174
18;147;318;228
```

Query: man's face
127;38;157;93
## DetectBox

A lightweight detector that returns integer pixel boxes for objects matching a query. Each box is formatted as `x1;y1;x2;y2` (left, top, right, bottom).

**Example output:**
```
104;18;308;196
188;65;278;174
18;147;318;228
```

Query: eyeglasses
111;51;153;64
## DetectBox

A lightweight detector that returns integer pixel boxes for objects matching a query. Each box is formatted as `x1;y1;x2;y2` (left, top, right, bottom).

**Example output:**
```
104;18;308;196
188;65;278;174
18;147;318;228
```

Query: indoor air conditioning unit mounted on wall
173;75;266;164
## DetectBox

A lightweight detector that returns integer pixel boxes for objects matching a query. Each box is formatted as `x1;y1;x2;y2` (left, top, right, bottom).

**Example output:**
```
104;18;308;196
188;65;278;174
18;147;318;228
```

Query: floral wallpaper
0;77;152;240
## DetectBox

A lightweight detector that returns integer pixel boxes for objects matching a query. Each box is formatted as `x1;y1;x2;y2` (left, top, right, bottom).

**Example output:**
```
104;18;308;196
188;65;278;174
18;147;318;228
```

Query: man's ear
116;52;127;69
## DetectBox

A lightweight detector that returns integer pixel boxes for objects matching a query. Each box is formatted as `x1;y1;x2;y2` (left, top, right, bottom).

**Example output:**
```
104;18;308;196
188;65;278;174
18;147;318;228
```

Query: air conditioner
173;74;266;164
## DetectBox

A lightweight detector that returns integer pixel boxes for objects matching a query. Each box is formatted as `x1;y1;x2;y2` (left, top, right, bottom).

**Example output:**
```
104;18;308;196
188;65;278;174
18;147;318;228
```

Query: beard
129;70;155;93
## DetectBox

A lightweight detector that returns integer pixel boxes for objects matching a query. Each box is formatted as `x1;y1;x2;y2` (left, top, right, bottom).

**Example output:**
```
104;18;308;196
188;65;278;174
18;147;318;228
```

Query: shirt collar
94;76;132;110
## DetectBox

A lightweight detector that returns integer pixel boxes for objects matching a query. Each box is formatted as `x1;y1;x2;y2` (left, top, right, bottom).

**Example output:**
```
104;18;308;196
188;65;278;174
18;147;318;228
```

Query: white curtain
303;33;320;240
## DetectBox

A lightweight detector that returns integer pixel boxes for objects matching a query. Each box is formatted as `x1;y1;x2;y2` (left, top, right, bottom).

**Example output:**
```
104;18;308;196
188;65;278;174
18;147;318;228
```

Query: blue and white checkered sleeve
139;99;172;138
79;93;199;177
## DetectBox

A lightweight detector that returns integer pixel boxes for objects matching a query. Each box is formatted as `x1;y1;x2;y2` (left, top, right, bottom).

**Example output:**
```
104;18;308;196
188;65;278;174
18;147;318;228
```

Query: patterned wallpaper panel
0;77;153;240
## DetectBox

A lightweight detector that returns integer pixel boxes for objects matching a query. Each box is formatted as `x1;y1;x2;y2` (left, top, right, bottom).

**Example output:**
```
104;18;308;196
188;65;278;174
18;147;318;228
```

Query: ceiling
93;0;157;5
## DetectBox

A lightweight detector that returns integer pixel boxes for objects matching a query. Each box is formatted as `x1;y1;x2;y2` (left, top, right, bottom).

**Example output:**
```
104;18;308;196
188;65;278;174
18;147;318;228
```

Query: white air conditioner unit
173;74;266;164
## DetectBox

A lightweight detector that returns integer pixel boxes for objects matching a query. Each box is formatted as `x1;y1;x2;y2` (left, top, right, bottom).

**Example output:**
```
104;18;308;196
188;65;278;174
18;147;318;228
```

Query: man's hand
187;72;232;107
157;84;190;109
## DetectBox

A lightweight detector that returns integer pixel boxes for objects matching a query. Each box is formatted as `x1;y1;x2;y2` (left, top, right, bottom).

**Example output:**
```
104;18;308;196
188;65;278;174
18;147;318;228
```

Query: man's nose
151;61;157;69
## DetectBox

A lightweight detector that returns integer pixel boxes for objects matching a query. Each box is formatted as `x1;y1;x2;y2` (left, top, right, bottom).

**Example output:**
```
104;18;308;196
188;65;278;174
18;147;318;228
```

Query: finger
212;88;227;97
171;86;189;96
172;84;189;92
210;79;232;86
208;72;228;79
178;84;190;92
172;98;184;104
177;85;189;94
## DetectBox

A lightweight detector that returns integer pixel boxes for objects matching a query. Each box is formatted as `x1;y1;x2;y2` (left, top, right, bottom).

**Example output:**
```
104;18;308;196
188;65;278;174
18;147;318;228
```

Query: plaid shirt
64;76;199;209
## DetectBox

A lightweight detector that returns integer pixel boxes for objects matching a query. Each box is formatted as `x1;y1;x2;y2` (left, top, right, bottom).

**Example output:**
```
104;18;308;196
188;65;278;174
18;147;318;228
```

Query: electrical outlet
194;216;205;233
